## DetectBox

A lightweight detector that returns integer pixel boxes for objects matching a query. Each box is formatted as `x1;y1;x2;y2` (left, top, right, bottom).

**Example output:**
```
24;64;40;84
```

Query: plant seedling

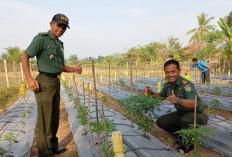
77;106;88;134
0;147;5;157
213;86;222;96
91;119;114;134
102;96;109;103
175;125;214;156
210;99;222;115
117;79;125;86
228;92;232;97
2;132;17;146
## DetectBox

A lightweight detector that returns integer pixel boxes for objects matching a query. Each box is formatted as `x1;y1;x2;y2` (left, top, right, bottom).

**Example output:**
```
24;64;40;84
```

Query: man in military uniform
145;59;208;152
21;13;82;157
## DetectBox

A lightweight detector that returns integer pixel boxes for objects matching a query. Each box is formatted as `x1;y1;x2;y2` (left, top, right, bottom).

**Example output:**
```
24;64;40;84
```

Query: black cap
52;13;70;29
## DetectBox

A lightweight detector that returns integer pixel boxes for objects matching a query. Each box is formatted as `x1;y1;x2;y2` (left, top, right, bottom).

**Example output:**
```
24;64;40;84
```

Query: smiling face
50;21;67;40
164;63;181;84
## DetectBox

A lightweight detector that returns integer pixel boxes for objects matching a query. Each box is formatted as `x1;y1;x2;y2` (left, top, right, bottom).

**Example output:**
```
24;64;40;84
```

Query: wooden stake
83;82;87;134
20;62;24;81
4;60;9;88
194;95;197;152
130;58;133;96
73;74;79;108
92;59;101;156
99;80;110;157
87;83;93;147
109;60;111;96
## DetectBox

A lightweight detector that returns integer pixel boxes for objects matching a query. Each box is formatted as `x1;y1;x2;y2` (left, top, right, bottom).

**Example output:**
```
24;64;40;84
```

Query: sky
0;0;232;59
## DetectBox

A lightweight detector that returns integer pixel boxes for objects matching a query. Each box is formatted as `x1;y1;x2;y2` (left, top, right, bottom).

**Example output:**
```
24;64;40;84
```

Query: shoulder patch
181;79;187;85
39;32;48;36
185;85;191;92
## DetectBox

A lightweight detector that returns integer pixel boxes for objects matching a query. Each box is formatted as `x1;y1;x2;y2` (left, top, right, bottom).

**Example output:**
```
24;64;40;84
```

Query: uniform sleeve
200;61;207;66
183;83;197;100
191;64;195;69
159;84;167;97
25;35;43;58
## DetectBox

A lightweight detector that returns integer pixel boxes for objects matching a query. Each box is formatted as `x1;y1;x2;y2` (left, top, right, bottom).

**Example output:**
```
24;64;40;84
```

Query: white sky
0;0;232;59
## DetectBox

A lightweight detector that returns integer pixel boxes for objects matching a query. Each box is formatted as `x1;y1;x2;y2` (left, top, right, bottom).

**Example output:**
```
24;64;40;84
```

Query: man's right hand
144;86;153;95
27;78;39;91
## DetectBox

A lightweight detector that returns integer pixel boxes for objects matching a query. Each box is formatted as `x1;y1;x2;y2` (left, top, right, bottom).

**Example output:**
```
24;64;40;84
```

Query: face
193;61;198;65
50;22;67;39
164;63;181;84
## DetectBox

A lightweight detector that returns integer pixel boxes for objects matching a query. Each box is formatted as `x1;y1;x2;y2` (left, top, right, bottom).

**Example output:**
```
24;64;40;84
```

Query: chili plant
0;147;5;157
117;79;125;86
175;125;214;156
119;94;162;137
228;92;232;97
72;97;80;108
210;99;222;116
213;86;222;96
90;118;114;134
2;132;17;146
102;96;109;103
77;106;88;134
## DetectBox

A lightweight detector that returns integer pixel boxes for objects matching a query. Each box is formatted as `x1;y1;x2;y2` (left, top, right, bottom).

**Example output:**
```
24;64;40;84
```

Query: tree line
1;12;232;68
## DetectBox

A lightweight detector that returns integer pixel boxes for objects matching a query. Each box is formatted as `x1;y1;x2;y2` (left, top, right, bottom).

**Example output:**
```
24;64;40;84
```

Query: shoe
52;147;67;154
177;144;194;153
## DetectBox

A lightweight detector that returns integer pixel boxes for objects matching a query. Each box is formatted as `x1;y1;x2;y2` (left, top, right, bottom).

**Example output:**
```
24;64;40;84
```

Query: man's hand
74;64;82;74
210;69;214;73
28;78;39;91
144;86;153;95
167;90;179;104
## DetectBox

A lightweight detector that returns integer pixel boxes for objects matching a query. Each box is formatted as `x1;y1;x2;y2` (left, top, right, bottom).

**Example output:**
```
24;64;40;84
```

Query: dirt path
30;99;77;157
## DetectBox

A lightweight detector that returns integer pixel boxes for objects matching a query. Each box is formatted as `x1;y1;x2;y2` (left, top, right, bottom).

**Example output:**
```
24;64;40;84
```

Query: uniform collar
48;30;55;40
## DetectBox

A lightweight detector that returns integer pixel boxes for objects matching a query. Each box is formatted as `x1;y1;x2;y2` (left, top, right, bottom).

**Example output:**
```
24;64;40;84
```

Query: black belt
39;72;60;78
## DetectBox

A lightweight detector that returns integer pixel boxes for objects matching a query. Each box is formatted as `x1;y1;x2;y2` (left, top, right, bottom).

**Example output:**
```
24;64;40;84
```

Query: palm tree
187;13;216;53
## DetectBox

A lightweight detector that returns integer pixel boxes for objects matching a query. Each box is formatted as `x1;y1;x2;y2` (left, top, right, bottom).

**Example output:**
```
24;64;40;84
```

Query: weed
167;137;173;147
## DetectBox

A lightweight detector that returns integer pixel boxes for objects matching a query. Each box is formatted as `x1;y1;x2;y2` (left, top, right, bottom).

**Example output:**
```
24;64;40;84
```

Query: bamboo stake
4;60;9;88
20;62;24;81
83;82;87;134
92;59;101;156
73;74;79;108
194;95;197;153
130;58;133;96
99;80;110;157
109;60;111;96
87;83;93;147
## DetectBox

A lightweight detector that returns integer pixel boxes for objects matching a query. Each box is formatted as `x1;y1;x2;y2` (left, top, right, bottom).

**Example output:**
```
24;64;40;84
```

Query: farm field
0;61;231;157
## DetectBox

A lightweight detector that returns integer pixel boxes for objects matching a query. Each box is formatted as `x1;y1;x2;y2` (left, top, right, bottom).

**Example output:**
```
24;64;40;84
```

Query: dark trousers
202;70;210;84
156;109;208;138
35;74;60;157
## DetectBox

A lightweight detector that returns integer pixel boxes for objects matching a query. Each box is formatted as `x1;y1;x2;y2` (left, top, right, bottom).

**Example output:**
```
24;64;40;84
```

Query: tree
68;54;78;65
0;47;24;63
224;11;232;31
187;13;216;54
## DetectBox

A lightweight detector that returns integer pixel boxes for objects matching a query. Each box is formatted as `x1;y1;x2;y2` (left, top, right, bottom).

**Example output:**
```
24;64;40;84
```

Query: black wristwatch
178;98;183;104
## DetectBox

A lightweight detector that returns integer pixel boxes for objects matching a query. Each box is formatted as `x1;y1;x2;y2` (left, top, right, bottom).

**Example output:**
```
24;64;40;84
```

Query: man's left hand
74;64;82;74
167;90;179;104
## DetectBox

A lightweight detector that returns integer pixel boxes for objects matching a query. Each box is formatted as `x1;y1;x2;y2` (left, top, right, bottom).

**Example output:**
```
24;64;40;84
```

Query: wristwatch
178;98;183;104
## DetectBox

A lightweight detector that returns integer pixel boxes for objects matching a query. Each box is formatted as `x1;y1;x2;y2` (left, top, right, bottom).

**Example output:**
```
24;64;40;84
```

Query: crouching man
145;59;208;152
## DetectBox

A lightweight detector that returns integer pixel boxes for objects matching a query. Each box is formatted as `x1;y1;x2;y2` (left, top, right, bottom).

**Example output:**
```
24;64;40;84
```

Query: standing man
21;13;82;157
145;60;208;152
185;58;214;84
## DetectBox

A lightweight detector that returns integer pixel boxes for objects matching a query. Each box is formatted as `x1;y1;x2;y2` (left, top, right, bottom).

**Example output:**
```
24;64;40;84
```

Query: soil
30;99;77;157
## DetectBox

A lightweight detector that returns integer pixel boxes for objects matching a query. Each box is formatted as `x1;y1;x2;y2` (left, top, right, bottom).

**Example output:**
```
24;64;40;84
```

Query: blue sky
0;0;232;59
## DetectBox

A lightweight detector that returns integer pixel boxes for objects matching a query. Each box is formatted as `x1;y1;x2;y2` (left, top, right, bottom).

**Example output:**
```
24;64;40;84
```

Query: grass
0;87;19;110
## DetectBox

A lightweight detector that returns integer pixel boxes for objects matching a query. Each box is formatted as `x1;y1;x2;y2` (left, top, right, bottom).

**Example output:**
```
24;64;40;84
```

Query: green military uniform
156;76;208;137
26;30;64;157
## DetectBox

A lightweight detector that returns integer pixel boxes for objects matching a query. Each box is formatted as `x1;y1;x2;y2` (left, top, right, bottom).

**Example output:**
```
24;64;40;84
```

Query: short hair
164;59;180;70
192;58;198;62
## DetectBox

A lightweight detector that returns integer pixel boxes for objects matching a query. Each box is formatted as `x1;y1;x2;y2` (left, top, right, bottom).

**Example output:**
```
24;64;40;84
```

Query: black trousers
156;109;208;138
202;70;210;84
